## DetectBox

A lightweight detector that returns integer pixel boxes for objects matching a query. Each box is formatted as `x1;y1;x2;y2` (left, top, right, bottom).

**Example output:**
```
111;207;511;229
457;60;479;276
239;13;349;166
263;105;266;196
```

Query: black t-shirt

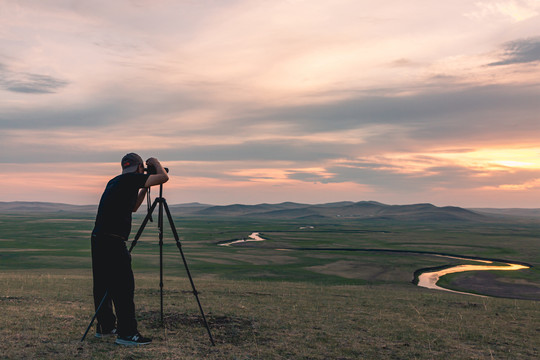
92;172;150;240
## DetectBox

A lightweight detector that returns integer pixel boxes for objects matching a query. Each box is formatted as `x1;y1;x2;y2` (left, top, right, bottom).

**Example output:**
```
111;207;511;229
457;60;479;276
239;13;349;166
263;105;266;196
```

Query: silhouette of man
91;153;168;345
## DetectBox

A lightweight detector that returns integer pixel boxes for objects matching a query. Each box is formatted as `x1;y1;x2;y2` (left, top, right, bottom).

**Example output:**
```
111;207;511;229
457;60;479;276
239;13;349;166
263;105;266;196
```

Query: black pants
91;233;138;336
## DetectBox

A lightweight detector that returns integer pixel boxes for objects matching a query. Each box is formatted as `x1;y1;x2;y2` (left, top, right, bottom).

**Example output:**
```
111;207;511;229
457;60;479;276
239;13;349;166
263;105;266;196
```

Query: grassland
1;212;539;359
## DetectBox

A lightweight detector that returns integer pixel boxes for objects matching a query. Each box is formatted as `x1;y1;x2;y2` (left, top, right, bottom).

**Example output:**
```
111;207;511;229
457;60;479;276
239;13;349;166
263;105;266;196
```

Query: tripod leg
158;197;164;323
129;198;159;253
163;199;216;346
80;290;109;342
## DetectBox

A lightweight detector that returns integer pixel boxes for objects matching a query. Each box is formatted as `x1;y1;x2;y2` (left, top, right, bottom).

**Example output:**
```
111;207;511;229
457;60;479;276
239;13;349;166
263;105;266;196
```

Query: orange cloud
361;146;540;174
483;178;540;191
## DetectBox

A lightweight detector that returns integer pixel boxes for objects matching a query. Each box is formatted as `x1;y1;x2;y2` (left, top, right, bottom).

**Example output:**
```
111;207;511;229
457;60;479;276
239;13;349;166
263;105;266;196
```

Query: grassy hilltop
0;204;539;359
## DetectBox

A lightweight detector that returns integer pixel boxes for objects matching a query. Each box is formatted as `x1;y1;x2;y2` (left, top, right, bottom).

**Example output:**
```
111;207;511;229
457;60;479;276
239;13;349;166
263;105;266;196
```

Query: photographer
91;153;168;346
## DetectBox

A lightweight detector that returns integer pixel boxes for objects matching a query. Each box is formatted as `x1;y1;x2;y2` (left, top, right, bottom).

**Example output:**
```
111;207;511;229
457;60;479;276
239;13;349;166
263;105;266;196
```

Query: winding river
416;256;529;296
218;232;265;246
218;232;531;297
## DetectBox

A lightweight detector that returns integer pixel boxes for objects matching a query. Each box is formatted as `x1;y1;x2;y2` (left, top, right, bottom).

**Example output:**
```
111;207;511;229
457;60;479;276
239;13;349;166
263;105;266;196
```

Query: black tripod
81;184;215;346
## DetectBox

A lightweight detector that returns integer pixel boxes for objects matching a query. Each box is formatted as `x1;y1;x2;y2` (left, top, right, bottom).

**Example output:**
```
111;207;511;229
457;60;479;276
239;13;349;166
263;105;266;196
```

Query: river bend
218;232;531;297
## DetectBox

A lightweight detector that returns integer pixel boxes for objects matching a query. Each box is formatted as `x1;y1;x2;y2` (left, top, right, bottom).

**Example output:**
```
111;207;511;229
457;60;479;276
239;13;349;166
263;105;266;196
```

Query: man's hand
146;157;159;168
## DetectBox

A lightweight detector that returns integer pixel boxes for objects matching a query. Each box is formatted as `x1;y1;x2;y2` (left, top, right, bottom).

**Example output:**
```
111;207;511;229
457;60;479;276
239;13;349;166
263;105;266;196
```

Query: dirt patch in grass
0;295;26;303
307;260;410;282
217;253;299;265
30;219;94;223
141;311;261;346
187;251;246;265
1;248;58;252
446;272;540;300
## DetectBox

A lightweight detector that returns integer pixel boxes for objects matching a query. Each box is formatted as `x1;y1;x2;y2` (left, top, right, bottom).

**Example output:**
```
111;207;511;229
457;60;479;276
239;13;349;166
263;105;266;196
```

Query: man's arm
133;187;148;212
132;158;169;212
144;157;169;188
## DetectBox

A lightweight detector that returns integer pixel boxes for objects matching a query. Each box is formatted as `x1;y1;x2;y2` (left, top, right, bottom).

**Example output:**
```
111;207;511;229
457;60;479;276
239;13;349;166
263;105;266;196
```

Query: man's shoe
115;332;152;346
95;328;118;339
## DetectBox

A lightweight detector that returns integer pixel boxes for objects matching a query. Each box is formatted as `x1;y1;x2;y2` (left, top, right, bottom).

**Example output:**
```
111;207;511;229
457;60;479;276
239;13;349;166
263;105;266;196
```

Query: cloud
3;78;540;168
248;83;540;152
466;1;540;22
0;101;129;130
0;64;69;94
325;163;479;192
5;74;69;94
156;141;344;162
2;1;540;206
489;37;540;66
0;83;204;131
324;155;540;196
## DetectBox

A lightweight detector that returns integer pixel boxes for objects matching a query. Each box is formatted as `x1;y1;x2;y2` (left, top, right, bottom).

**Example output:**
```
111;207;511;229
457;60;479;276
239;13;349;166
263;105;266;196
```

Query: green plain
0;212;539;359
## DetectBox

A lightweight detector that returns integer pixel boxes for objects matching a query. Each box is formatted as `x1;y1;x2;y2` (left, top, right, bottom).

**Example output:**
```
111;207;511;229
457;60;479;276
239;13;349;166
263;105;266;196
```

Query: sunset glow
1;1;540;207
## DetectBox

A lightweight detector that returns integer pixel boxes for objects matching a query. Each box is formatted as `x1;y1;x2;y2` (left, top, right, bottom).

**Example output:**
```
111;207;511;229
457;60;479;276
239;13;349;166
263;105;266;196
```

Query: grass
1;271;539;359
1;213;540;358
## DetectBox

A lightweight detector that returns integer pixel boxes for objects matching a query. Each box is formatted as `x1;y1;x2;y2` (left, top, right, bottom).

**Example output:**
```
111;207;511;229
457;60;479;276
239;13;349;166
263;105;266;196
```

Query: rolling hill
1;200;530;221
0;201;97;213
195;201;486;221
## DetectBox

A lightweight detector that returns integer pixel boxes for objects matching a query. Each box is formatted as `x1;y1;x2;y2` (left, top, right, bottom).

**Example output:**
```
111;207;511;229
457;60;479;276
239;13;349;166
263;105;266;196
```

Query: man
91;153;169;346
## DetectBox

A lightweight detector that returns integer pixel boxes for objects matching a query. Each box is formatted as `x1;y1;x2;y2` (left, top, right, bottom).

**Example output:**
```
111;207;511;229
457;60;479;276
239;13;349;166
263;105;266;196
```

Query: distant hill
471;208;540;219
195;201;486;221
0;201;210;214
3;200;536;222
196;202;309;217
0;201;97;213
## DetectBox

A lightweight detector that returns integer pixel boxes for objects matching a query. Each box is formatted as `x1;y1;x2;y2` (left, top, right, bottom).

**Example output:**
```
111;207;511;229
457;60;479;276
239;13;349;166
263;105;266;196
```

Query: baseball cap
121;153;143;173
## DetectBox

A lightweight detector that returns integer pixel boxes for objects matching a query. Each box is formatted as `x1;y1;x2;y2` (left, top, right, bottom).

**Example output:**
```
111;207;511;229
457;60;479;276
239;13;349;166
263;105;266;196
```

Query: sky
1;0;540;207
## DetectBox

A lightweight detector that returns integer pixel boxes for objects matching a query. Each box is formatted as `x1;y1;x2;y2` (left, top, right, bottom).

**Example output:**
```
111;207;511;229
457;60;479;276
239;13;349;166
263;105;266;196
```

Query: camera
145;164;157;174
144;165;169;174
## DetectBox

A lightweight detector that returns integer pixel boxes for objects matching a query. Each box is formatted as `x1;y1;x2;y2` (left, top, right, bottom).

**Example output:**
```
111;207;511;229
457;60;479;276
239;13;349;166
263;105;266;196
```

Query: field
1;212;540;359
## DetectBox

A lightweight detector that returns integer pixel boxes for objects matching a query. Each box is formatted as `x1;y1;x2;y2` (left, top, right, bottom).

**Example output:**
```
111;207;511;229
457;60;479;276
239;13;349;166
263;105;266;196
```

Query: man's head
121;153;144;174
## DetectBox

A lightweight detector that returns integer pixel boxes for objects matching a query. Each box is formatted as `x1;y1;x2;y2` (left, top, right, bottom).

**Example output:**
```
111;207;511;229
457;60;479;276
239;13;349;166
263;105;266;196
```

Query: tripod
81;184;215;346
